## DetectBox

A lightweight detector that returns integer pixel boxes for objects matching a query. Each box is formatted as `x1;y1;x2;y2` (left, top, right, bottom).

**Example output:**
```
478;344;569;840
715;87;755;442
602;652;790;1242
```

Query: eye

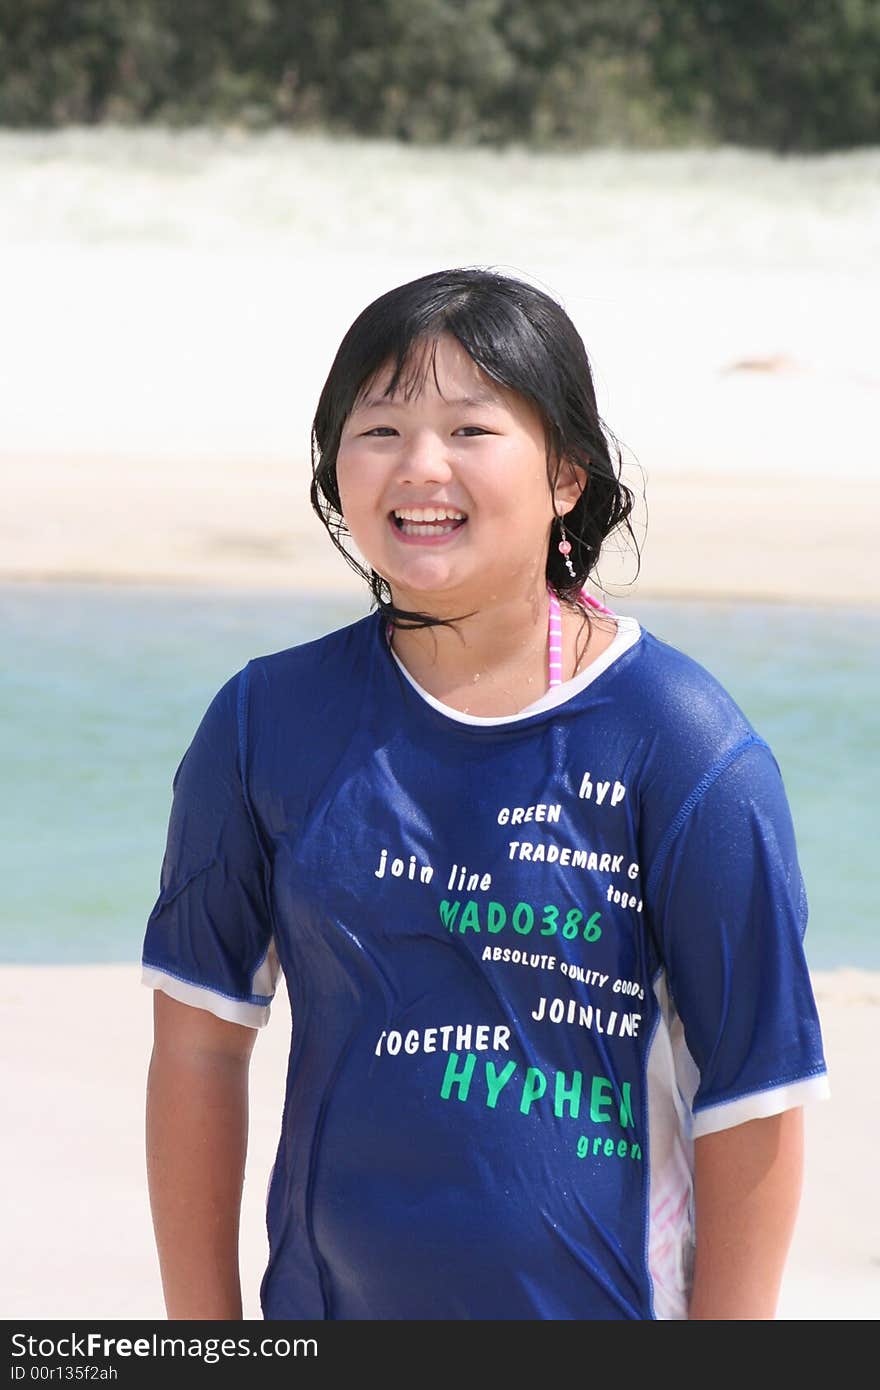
363;426;398;437
455;426;489;436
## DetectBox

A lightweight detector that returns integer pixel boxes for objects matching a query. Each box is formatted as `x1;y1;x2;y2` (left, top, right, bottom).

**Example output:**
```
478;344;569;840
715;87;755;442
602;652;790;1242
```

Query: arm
688;1108;804;1320
146;990;259;1320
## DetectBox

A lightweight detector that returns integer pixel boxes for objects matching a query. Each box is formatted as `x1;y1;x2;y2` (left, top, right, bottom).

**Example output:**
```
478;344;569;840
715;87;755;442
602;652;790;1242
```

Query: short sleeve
141;665;280;1028
647;737;830;1137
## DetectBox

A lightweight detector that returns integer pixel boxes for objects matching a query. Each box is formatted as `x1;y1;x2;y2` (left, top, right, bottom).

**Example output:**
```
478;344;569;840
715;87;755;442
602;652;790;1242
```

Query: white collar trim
388;615;642;726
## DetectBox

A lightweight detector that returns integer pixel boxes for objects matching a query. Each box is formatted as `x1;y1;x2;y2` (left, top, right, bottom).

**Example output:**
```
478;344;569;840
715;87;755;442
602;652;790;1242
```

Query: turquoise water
1;583;876;970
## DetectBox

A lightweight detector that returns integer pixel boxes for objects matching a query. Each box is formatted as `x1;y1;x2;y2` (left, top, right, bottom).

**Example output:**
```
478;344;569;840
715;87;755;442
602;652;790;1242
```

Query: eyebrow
354;391;503;412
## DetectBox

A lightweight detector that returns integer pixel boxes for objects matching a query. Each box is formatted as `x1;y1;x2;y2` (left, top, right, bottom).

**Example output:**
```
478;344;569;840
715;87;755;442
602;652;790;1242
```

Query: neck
388;581;552;714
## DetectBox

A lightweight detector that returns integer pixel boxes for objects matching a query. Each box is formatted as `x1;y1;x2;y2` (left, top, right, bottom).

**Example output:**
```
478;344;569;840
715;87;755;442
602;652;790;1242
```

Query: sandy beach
4;453;879;606
2;963;877;1321
1;136;878;609
3;249;877;607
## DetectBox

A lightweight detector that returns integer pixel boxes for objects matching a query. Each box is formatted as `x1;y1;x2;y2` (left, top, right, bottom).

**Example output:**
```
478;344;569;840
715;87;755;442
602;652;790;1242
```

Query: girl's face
335;333;579;610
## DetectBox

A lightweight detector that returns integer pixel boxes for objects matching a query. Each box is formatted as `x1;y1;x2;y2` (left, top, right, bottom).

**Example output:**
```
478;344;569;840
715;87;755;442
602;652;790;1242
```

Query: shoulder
617;625;758;752
178;612;384;801
243;610;381;702
603;625;780;829
184;612;380;751
230;612;386;777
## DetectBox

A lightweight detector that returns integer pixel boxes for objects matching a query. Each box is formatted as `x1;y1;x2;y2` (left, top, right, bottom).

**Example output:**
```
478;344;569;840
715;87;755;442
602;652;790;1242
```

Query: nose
396;427;454;486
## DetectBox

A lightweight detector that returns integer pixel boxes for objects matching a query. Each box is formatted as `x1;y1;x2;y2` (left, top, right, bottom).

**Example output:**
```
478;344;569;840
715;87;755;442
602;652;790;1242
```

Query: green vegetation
1;0;878;150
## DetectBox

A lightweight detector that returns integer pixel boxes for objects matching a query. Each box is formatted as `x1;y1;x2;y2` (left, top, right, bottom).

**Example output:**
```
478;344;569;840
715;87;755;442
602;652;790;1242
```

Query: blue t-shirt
142;610;829;1320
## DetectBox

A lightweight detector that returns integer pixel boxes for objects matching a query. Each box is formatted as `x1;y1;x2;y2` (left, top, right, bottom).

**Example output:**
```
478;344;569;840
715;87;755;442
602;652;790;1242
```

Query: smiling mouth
391;507;467;537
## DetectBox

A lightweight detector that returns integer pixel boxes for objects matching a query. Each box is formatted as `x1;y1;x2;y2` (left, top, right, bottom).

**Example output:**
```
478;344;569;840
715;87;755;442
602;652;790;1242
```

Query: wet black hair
310;265;639;629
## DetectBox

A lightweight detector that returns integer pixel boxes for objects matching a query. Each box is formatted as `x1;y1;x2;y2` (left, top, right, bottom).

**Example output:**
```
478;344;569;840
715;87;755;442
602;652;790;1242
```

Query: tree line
2;0;878;150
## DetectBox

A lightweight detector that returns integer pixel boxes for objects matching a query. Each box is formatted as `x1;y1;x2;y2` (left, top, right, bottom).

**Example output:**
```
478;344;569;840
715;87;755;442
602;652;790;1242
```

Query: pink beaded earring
556;514;576;580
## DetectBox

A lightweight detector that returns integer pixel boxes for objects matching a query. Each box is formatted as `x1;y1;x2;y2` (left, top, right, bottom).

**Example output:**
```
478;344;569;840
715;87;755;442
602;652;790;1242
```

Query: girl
143;267;829;1321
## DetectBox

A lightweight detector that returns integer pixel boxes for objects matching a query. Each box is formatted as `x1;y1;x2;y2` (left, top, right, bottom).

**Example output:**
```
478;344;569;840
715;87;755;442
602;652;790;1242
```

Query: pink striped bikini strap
579;589;614;616
547;587;615;689
547;590;564;688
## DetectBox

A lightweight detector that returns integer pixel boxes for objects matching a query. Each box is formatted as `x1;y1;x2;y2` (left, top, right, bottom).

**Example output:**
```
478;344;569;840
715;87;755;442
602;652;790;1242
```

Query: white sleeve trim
141;966;271;1029
692;1072;831;1138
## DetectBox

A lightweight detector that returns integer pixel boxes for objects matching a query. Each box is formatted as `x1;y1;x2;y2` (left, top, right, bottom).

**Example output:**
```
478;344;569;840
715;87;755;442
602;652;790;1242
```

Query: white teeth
393;507;466;522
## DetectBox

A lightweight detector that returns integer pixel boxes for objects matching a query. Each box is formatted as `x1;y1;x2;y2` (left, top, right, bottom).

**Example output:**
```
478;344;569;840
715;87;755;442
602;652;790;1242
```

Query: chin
383;559;464;594
386;571;471;611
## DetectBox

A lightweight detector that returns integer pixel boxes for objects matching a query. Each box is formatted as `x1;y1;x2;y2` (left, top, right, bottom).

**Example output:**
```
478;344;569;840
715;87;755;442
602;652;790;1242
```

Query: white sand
1;133;877;606
4;453;878;606
3;964;878;1321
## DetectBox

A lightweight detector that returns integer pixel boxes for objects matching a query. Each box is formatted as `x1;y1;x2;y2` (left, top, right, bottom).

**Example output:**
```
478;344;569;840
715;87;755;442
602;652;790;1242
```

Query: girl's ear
553;455;588;516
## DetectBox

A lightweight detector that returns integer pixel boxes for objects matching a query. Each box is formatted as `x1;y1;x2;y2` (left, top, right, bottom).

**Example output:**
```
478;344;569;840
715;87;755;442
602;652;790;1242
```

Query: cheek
335;451;367;519
335;454;388;550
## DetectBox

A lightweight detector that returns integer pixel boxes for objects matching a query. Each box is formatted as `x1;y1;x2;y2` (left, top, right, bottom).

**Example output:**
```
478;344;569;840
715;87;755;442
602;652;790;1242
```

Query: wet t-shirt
142;610;829;1320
